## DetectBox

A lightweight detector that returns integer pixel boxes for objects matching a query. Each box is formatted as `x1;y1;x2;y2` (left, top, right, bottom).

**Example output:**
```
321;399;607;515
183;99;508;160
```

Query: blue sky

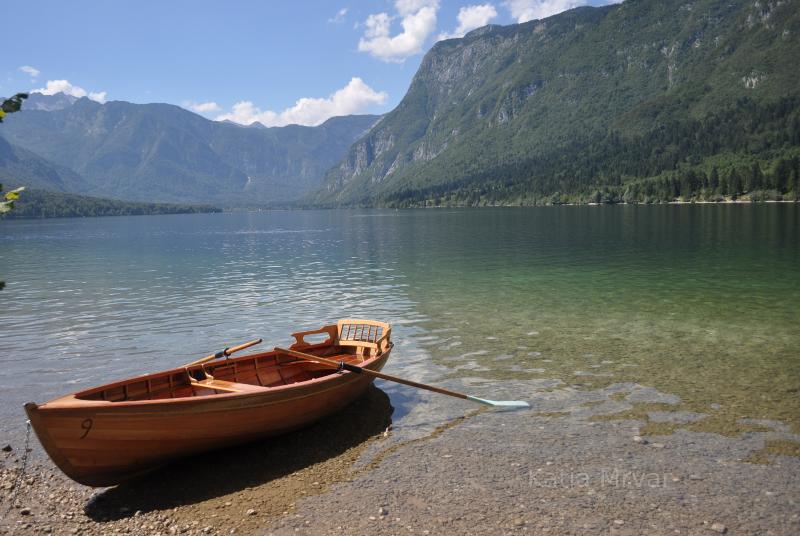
6;0;618;127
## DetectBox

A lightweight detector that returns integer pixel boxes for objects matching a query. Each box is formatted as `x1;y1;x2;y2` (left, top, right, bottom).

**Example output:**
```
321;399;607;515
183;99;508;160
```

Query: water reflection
1;205;798;441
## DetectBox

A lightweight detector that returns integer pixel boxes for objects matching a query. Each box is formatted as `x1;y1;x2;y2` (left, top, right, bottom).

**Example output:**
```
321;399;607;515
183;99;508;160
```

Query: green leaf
4;186;25;201
1;93;28;114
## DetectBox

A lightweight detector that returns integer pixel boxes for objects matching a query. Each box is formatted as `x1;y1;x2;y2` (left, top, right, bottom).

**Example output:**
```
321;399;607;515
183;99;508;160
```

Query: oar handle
275;347;469;401
227;338;263;355
183;338;263;367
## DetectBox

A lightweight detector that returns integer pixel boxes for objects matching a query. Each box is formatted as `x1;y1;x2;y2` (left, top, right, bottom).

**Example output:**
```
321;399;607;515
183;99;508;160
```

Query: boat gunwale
25;320;394;487
34;345;391;411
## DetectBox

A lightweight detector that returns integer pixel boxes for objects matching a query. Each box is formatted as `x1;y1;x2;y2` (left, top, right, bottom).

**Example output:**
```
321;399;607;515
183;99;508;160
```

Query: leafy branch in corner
0;185;25;214
0;93;29;210
1;92;29;290
0;92;29;122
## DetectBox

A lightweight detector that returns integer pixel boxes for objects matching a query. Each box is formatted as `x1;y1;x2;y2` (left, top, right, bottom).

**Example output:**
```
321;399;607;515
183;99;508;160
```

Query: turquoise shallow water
1;206;798;439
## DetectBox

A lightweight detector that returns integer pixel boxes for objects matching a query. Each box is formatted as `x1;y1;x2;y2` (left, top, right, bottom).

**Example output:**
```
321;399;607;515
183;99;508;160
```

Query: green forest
4;189;221;219
377;97;800;207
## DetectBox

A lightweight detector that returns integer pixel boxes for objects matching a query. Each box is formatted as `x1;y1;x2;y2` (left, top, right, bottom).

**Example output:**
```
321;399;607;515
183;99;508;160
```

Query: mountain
23;92;79;111
0;135;222;219
0;95;379;205
0;135;91;193
314;0;800;206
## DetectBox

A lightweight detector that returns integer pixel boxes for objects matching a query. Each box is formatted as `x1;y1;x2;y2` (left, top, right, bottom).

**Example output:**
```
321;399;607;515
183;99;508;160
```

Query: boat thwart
25;319;392;487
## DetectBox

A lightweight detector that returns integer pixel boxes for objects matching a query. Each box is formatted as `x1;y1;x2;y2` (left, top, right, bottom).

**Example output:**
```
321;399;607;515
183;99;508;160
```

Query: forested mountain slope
314;0;800;206
1;95;379;205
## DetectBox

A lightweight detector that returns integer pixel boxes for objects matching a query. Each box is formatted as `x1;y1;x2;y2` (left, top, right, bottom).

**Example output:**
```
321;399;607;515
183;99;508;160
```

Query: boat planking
25;319;392;487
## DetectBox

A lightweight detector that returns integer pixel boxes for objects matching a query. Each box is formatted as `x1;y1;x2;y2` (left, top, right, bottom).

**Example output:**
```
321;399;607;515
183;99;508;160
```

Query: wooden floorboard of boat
26;324;393;486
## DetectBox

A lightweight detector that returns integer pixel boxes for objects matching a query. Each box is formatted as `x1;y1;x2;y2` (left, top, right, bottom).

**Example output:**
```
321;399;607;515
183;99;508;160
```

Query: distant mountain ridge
313;0;800;206
23;92;79;111
0;94;379;206
0;135;90;193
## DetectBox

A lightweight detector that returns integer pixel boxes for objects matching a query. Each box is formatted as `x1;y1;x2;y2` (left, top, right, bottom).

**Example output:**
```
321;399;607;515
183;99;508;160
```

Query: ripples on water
1;206;798;440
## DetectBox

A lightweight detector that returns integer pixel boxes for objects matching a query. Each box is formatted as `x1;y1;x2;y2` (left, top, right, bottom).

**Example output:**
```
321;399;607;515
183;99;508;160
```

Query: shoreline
0;385;394;535
2;382;798;535
5;196;798;220
420;198;800;208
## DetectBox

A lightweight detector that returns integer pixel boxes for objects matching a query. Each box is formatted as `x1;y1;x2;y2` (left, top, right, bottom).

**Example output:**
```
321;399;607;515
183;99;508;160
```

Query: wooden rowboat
25;319;392;487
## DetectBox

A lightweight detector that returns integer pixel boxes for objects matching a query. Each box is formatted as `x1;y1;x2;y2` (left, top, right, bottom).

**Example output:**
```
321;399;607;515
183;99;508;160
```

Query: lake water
1;206;798;442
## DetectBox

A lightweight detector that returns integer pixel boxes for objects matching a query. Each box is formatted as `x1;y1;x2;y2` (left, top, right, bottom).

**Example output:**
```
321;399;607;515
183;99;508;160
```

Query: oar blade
466;396;530;408
278;346;531;409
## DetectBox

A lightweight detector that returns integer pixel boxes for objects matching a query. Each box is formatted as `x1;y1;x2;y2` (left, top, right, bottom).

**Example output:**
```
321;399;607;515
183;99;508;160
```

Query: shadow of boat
84;385;393;521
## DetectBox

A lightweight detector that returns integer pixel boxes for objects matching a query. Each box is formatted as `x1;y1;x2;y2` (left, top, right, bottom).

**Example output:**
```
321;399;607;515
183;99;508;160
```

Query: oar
275;347;530;408
183;338;263;367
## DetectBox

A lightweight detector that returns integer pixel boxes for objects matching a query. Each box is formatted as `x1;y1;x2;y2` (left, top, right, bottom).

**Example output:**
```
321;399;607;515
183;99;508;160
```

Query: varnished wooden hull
26;343;390;487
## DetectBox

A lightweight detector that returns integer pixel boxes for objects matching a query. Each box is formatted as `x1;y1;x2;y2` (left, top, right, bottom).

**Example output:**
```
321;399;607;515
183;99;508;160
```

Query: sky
5;0;619;127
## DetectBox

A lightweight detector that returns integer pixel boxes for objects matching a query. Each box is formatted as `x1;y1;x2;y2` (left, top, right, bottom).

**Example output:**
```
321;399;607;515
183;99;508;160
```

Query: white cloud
183;101;221;113
32;79;107;103
504;0;588;22
215;77;387;127
329;7;348;23
395;0;438;16
19;65;40;79
363;13;392;39
88;92;107;103
439;4;498;40
358;0;439;62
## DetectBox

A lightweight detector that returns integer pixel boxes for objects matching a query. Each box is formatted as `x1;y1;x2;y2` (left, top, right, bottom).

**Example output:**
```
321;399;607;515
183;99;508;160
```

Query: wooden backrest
290;324;339;349
336;319;392;357
290;319;392;357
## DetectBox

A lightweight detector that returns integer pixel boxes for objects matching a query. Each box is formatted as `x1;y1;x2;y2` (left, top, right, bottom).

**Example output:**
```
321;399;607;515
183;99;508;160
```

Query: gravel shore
2;382;798;535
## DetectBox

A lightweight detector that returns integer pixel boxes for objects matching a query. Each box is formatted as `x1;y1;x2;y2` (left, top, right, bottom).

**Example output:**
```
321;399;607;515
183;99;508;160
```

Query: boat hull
25;349;390;487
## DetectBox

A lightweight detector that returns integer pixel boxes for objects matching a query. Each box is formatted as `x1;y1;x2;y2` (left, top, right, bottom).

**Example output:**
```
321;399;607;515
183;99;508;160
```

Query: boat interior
75;320;391;403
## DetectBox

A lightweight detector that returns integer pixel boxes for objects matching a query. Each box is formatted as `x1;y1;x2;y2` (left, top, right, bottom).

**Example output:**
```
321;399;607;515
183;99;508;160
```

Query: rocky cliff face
314;0;800;205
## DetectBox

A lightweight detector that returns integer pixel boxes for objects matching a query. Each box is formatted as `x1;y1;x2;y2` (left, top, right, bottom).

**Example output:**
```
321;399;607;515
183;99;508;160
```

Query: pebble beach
2;380;798;536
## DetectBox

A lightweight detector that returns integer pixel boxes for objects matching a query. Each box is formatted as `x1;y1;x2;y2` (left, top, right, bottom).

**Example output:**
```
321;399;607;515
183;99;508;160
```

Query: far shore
4;196;797;221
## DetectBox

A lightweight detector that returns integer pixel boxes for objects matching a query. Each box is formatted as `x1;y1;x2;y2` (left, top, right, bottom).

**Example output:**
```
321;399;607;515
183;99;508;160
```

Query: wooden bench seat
191;379;267;394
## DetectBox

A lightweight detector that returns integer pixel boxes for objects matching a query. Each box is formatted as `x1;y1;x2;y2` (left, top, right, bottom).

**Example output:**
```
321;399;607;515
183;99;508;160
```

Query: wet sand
2;382;799;535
